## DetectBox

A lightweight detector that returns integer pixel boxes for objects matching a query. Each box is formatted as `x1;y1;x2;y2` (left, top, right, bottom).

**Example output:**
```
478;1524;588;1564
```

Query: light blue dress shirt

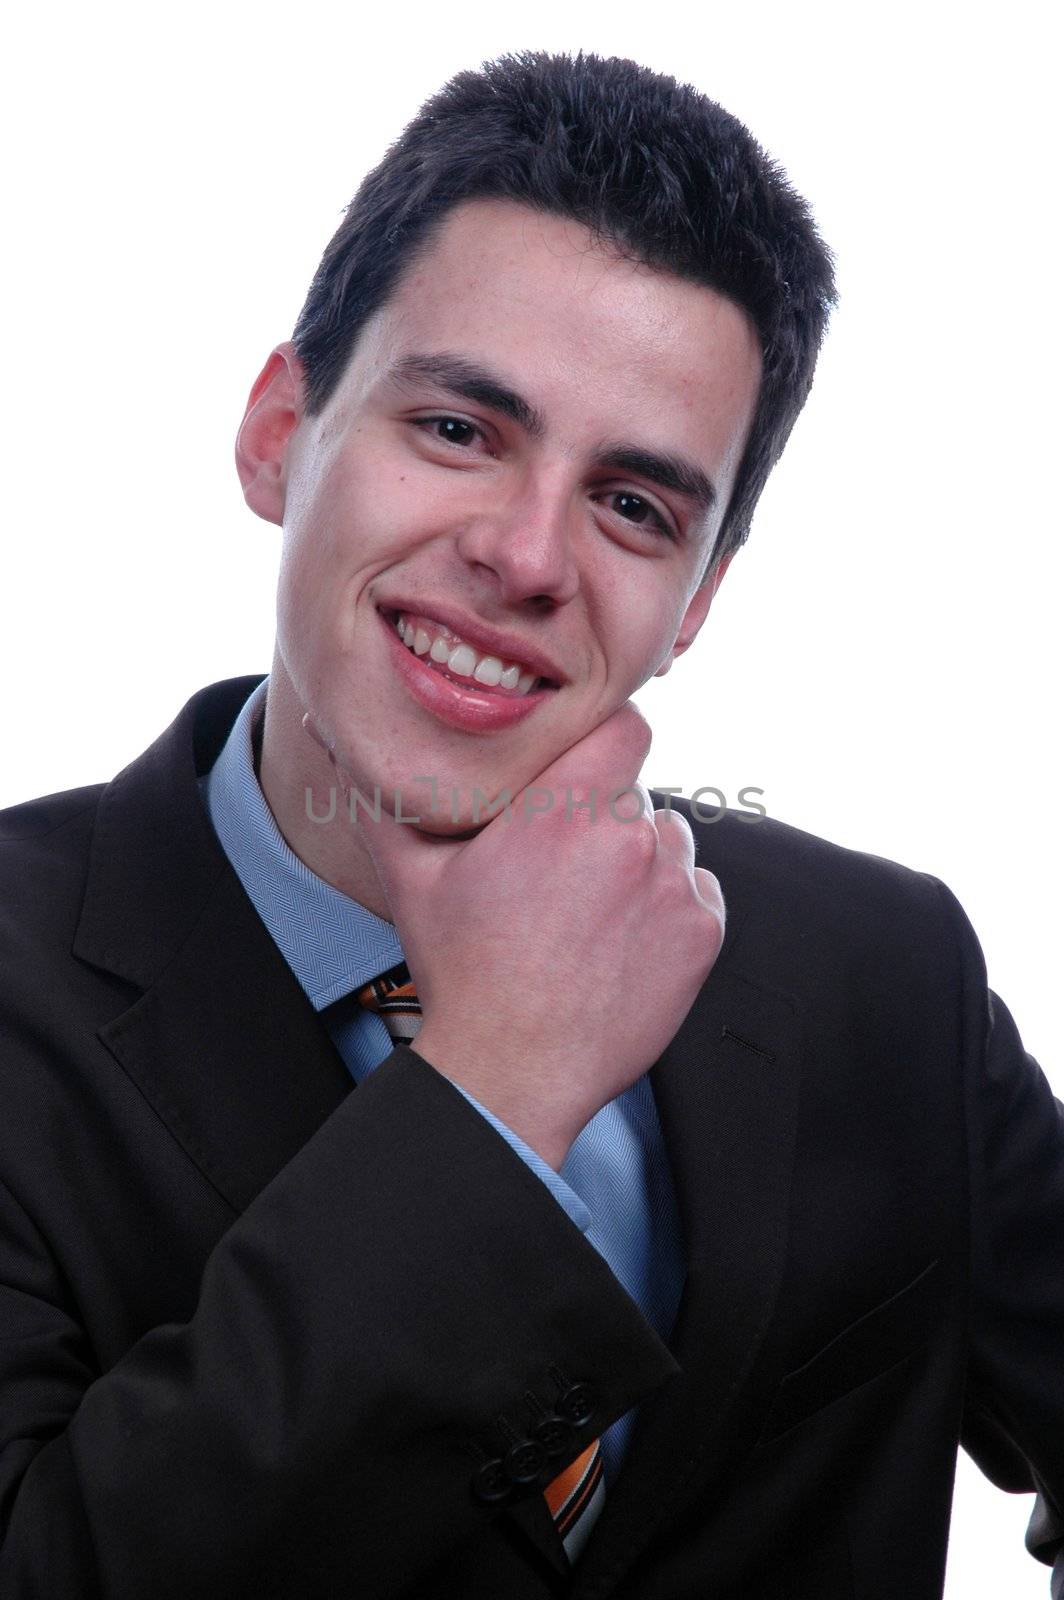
198;677;684;1482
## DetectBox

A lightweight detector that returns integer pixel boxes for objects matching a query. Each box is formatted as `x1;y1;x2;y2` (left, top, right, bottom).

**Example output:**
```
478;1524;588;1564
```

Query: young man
0;50;1060;1599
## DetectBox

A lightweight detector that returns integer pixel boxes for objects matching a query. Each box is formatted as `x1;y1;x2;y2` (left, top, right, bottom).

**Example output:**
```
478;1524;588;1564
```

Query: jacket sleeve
0;1046;677;1598
942;882;1064;1573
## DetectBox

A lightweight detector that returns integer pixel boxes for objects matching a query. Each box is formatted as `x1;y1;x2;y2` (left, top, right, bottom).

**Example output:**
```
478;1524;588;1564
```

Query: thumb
693;866;726;929
521;699;654;818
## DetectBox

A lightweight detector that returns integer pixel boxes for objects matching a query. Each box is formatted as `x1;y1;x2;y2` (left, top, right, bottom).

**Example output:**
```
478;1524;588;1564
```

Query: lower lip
379;610;556;733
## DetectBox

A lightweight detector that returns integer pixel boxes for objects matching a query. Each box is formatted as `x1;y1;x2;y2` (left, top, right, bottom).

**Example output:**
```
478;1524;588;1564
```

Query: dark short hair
293;50;836;573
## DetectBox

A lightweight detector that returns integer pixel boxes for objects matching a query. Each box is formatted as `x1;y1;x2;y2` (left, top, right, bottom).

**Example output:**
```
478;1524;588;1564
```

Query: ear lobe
235;341;306;526
652;550;734;679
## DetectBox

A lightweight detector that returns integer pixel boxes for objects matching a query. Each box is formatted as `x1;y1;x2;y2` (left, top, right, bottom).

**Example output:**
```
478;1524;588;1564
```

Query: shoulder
0;781;103;902
653;793;974;1008
655;790;946;916
0;782;103;846
0;782;105;982
0;674;257;971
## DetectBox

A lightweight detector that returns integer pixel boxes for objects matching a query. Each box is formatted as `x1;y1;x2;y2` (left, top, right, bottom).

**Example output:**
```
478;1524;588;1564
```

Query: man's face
258;199;761;831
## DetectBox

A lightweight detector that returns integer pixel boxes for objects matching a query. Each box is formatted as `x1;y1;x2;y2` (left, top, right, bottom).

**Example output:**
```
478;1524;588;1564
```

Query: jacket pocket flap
758;1258;942;1444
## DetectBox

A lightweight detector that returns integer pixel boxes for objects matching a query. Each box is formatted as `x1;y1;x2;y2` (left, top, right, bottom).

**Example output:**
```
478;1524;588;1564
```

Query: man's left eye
608;491;675;539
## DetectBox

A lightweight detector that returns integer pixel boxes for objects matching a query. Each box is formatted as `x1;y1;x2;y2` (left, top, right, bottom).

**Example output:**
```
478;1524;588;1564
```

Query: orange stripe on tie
543;1441;598;1518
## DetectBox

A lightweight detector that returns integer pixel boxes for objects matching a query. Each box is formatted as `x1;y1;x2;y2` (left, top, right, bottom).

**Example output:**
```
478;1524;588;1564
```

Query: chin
392;782;511;836
411;814;491;841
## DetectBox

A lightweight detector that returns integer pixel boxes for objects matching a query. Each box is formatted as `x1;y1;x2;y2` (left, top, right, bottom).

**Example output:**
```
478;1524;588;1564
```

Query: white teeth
447;643;478;677
473;655;503;687
394;612;545;694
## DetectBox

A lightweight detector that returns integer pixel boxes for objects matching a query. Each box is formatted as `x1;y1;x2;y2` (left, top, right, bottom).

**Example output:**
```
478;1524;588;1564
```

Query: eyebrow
389;351;718;520
595;445;716;519
391;353;546;438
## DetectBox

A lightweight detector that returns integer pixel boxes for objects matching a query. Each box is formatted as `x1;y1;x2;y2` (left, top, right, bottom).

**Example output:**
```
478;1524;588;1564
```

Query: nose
454;477;581;610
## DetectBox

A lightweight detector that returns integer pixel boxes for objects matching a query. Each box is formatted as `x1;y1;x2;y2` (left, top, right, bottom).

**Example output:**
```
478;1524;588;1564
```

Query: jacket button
533;1416;576;1458
505;1439;548;1485
472;1459;511;1504
556;1383;595;1426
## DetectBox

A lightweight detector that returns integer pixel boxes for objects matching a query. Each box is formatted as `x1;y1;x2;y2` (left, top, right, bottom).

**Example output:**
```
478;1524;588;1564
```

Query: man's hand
360;704;725;1170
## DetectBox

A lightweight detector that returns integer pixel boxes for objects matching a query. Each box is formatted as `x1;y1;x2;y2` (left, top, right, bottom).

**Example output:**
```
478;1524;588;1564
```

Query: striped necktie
355;959;606;1561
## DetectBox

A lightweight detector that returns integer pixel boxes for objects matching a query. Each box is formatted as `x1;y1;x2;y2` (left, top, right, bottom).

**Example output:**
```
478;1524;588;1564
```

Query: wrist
409;1030;581;1172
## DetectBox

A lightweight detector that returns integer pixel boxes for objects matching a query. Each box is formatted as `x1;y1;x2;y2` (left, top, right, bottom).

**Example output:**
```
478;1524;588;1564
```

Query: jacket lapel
573;952;803;1595
73;676;354;1216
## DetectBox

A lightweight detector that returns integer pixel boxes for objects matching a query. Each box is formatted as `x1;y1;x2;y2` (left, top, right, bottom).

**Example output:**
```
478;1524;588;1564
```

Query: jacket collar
74;675;354;1214
201;676;404;1009
74;675;269;992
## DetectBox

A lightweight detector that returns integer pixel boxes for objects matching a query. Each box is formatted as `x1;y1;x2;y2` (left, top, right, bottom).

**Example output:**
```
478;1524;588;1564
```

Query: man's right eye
411;416;483;448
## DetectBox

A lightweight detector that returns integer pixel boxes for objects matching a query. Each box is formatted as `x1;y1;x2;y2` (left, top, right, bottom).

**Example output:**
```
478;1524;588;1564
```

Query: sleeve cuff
451;1084;592;1233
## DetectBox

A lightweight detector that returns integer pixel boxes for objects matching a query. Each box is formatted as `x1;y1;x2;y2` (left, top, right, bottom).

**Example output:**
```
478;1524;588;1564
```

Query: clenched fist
360;703;725;1170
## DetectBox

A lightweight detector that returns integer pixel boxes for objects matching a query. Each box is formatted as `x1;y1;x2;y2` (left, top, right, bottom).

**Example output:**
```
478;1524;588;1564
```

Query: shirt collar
199;677;403;1010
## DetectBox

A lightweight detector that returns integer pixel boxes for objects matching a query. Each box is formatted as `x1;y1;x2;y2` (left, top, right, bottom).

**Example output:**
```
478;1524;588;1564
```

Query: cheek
610;596;683;688
284;448;443;601
276;524;332;646
277;459;369;622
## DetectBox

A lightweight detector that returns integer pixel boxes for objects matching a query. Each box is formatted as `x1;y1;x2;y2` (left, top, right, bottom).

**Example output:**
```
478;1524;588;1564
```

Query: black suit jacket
1;674;1062;1598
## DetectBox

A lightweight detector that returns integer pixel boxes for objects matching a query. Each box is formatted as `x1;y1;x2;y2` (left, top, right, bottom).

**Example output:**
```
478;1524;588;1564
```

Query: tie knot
354;961;422;1042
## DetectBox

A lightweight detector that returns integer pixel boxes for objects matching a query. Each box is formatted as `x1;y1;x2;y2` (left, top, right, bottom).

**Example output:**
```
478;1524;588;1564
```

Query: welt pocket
757;1258;942;1445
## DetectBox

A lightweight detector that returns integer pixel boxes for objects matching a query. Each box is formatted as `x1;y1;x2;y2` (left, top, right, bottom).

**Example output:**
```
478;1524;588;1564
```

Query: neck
257;653;393;921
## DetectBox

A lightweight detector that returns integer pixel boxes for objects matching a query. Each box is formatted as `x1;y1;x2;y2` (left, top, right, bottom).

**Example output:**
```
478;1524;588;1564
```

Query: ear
652;551;734;679
235;341;306;526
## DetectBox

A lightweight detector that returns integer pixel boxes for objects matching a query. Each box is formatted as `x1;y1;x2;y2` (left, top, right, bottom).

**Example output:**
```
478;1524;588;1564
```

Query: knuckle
655;805;693;837
611;703;653;768
619;816;659;866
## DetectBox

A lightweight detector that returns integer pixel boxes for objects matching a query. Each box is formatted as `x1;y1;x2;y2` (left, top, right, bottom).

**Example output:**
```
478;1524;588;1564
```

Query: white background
2;2;1060;1591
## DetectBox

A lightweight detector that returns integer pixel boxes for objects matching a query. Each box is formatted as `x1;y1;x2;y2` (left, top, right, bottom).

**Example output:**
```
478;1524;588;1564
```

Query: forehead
345;198;762;469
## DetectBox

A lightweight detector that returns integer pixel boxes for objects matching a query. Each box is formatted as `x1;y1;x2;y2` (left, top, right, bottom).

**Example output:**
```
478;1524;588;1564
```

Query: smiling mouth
381;607;560;698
